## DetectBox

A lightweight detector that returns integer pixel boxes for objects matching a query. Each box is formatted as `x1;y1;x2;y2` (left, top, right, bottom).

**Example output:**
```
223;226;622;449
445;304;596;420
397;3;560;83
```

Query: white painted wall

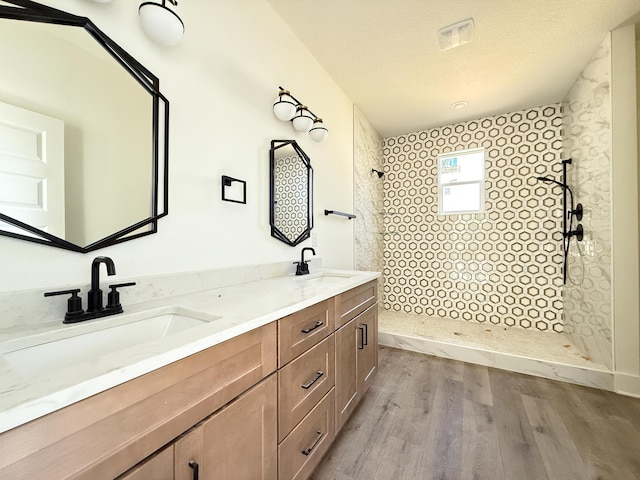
611;24;640;388
0;0;355;292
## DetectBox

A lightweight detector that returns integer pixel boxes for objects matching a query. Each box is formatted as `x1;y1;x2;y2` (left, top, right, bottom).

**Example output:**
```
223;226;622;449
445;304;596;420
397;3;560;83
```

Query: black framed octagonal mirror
269;139;313;246
0;0;169;253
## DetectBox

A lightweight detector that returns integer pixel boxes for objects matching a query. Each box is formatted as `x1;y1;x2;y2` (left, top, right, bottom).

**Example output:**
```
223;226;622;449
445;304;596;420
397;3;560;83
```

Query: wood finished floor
311;346;640;480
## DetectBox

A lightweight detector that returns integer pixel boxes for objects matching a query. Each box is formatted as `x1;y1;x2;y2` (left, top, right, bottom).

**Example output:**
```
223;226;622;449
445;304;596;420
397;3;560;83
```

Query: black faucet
87;256;116;312
44;256;135;323
294;247;316;275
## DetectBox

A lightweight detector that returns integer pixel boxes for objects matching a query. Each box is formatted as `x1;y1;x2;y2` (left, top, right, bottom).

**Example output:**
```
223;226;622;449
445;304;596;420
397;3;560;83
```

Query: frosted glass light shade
139;2;184;47
292;106;314;132
309;118;328;142
273;90;296;121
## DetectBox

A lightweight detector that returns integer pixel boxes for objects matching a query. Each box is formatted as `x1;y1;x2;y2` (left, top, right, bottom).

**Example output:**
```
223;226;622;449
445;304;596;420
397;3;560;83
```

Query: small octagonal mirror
269;140;313;246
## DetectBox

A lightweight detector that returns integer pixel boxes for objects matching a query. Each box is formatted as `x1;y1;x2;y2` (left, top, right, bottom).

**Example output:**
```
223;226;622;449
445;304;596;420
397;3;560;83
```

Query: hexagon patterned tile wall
382;105;565;332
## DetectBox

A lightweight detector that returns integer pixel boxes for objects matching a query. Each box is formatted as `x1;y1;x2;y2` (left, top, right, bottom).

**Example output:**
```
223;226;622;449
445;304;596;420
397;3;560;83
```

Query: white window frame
437;147;485;215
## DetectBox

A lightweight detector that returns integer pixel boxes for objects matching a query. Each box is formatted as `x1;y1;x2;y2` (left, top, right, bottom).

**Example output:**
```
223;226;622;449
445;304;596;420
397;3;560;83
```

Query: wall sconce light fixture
139;0;184;47
273;86;328;142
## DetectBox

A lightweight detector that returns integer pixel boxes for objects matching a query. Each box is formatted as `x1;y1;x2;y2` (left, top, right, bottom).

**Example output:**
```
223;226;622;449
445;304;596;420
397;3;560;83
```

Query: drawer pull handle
301;371;324;389
301;431;324;456
188;460;199;480
358;325;365;350
301;320;323;334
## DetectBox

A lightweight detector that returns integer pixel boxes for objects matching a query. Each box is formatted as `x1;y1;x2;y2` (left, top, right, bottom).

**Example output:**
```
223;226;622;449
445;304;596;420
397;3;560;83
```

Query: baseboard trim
614;373;640;397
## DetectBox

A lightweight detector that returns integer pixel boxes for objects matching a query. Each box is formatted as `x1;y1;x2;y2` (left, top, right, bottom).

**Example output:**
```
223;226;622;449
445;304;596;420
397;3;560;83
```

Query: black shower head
372;169;384;178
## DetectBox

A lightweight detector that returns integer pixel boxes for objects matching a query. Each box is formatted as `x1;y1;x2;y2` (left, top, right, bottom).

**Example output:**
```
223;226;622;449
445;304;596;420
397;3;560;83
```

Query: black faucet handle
44;288;85;318
106;282;136;310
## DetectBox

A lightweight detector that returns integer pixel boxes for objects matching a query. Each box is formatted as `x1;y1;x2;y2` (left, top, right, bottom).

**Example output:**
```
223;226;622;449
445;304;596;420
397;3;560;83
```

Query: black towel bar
324;209;356;220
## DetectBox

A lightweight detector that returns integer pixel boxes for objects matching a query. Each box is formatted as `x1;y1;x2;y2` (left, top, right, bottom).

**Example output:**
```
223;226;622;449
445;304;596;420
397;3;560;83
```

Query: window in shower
437;147;485;215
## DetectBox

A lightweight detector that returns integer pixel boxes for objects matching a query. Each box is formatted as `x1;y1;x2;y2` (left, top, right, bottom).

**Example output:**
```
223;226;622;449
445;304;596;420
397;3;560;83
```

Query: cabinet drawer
279;299;334;367
278;334;335;441
278;389;335;480
335;280;377;329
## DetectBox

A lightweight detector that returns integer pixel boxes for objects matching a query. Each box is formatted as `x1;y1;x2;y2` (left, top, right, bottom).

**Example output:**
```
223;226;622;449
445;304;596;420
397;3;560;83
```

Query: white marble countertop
0;269;379;433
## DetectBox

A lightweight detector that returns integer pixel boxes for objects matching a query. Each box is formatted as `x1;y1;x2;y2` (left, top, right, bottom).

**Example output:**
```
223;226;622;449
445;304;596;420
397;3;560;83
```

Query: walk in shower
353;29;620;387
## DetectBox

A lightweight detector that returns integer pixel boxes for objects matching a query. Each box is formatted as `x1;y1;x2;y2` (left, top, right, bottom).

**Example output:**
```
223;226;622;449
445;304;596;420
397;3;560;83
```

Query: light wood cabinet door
174;374;278;480
356;304;378;396
335;303;378;434
334;318;358;434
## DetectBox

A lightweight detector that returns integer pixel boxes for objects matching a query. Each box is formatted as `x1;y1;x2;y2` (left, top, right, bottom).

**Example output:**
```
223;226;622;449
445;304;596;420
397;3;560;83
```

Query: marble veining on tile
354;105;384;277
379;309;613;391
0;258;321;332
562;33;613;369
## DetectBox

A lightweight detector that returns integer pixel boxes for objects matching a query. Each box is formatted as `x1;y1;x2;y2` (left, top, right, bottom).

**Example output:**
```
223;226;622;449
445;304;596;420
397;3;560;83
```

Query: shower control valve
566;224;584;241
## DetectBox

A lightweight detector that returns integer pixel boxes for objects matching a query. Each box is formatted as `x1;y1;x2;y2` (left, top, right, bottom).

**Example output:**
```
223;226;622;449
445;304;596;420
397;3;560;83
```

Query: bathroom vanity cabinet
0;280;378;480
334;282;378;433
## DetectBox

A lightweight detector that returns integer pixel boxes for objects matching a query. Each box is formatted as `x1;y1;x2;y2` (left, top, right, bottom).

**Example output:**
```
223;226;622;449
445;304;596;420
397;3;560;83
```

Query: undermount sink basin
0;307;220;377
298;272;357;284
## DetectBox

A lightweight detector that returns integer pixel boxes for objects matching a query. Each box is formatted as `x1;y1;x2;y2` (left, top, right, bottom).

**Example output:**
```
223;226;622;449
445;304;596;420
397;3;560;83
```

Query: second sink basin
0;307;221;377
298;272;357;285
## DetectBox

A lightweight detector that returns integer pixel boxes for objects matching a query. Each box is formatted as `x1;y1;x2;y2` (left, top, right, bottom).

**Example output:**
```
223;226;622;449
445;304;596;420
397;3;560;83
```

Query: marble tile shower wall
382;106;565;332
562;33;613;368
353;106;385;284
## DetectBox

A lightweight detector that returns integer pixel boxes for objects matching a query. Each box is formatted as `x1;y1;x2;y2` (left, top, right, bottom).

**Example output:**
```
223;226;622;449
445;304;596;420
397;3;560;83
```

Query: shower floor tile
379;309;613;390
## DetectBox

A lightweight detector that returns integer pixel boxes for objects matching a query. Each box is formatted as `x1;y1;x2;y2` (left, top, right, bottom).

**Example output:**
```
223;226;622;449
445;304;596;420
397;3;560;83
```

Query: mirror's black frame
269;139;313;247
0;0;169;253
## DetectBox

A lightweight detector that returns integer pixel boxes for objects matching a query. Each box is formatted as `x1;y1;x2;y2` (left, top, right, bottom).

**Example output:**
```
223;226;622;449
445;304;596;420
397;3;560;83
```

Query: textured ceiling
267;0;640;138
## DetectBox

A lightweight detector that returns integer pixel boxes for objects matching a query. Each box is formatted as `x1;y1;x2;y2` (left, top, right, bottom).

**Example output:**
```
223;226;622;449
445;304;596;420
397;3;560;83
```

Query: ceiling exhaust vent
438;18;474;51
